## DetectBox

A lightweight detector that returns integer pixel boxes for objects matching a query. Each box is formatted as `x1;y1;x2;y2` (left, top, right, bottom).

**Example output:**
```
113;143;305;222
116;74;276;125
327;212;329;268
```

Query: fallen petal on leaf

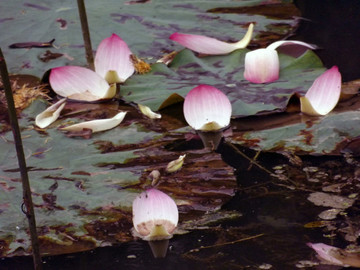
132;188;178;241
301;66;342;116
138;104;161;119
169;23;253;55
35;98;67;128
183;85;232;131
267;40;317;51
95;33;135;83
50;66;116;102
61;112;127;133
307;243;360;267
166;154;186;173
244;48;279;83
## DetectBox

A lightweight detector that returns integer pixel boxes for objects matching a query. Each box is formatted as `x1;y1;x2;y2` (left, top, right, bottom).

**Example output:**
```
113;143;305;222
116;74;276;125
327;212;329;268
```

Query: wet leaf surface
1;0;360;268
0;100;236;257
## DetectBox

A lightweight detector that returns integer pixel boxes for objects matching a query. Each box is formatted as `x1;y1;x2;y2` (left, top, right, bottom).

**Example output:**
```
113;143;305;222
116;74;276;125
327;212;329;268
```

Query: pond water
1;1;360;269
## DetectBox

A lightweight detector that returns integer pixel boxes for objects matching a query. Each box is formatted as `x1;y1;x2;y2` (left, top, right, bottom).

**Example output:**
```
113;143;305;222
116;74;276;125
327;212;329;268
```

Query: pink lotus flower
169;23;254;55
132;188;178;241
183;85;232;131
95;33;135;83
307;243;346;266
49;33;134;102
300;66;341;116
244;40;316;83
50;66;117;102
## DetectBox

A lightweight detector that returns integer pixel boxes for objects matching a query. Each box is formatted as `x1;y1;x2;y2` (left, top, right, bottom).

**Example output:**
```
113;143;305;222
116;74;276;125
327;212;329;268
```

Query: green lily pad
230;108;360;155
0;100;236;257
1;0;297;77
122;49;325;116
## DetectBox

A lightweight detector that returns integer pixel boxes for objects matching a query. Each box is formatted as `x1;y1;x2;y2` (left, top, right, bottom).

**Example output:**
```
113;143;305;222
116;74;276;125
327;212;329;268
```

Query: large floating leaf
0;0;294;77
230;100;360;155
122;49;325;116
0;100;236;257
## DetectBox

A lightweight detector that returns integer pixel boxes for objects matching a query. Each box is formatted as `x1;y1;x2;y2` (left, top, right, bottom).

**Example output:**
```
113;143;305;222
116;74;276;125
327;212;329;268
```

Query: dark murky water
2;1;360;269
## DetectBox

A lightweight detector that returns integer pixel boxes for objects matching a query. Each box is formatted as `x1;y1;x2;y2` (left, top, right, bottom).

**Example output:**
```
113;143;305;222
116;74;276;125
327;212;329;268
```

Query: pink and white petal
267;40;316;58
267;40;317;51
307;243;344;266
183;85;232;131
169;23;253;55
50;66;116;102
35;98;67;128
61;112;127;133
95;33;135;83
302;66;341;115
244;48;280;83
132;188;178;240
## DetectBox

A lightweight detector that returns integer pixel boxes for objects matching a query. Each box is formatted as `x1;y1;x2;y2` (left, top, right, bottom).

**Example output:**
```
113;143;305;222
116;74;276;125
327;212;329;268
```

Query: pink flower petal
307;243;344;266
169;23;253;55
243;48;280;83
49;66;116;102
132;188;178;241
301;66;341;115
267;40;317;58
95;33;135;83
183;85;232;131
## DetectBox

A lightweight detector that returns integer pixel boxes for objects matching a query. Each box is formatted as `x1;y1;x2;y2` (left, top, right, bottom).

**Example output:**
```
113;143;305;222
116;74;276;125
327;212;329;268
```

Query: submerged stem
224;140;274;175
77;0;94;70
0;49;42;269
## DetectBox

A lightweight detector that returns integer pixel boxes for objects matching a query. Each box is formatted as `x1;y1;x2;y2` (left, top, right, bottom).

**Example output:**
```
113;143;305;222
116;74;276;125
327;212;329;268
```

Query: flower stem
0;48;42;269
77;0;94;70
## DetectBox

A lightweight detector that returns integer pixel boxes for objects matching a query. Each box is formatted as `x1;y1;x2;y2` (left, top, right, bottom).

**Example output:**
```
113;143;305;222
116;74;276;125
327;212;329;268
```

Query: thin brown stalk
77;0;94;70
0;48;42;269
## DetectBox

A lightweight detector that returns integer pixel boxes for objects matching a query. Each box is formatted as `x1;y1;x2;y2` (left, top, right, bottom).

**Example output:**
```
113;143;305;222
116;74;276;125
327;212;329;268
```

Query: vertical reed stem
0;49;42;270
77;0;94;70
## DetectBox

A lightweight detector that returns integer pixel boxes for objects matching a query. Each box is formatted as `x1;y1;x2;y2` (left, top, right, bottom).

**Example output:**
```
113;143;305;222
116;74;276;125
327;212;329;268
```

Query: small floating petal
95;33;135;83
307;243;344;266
50;66;116;102
132;188;178;241
61;112;127;133
138;104;161;119
244;40;316;84
301;66;341;116
169;23;253;55
183;85;232;131
244;48;279;83
35;98;66;128
166;154;186;173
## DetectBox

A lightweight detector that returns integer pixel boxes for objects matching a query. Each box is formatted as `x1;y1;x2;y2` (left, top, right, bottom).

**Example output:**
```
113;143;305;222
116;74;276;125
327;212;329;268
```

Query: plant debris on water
1;0;360;269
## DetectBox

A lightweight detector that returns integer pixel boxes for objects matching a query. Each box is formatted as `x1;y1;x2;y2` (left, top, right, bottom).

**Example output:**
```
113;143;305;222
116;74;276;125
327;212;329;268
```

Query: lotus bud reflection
169;23;254;55
132;188;178;241
244;40;316;84
183;85;232;149
300;66;341;116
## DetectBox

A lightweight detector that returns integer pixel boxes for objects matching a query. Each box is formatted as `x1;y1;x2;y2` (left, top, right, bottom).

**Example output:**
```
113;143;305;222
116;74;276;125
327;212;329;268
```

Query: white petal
50;66;116;102
243;48;279;83
61;112;127;133
301;66;342;116
132;188;178;241
138;104;161;119
35;98;67;128
183;85;232;131
166;154;186;173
